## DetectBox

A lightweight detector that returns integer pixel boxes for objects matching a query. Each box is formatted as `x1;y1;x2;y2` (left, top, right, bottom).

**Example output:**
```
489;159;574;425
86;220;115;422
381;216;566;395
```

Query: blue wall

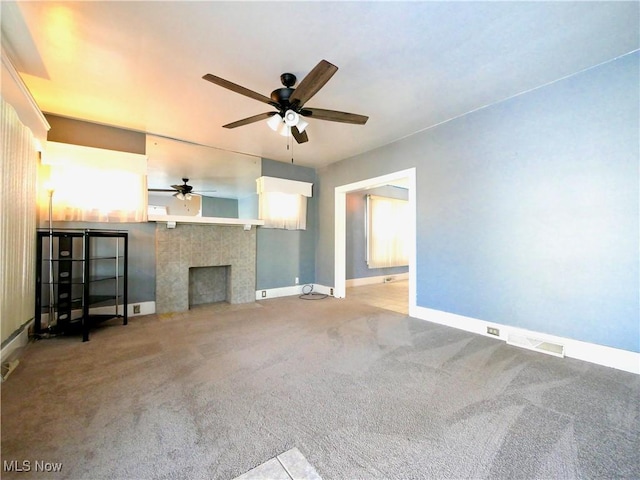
41;221;157;304
346;185;409;280
316;53;639;352
256;158;317;289
201;196;238;218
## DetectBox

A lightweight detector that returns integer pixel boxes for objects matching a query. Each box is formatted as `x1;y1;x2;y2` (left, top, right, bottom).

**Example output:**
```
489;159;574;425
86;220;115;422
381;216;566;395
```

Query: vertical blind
1;98;38;344
366;194;409;269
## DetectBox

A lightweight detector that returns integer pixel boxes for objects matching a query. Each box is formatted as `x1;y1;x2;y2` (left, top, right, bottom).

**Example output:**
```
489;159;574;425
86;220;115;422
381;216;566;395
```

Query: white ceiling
2;1;638;193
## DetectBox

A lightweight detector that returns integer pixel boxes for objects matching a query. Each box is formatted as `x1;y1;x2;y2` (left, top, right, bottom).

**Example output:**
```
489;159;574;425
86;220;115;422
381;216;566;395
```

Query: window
38;142;148;222
256;176;312;230
366;194;409;268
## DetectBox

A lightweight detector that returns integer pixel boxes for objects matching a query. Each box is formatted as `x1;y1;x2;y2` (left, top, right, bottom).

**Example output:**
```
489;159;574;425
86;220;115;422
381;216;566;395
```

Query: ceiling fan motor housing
271;87;295;111
178;178;193;194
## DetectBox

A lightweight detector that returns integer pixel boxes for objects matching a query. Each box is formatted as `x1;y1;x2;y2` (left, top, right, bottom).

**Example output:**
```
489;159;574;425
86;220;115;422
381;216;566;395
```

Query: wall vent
507;333;565;358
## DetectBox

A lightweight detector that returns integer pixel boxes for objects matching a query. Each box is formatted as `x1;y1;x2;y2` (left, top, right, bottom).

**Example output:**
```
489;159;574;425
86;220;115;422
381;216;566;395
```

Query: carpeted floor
1;296;639;479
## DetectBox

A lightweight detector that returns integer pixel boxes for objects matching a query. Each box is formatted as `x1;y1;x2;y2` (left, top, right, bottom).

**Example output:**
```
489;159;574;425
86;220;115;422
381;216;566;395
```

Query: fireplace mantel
149;214;264;229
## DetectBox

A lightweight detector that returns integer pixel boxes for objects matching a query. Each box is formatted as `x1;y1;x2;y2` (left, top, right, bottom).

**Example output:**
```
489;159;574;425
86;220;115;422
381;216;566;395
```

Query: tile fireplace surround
155;223;256;314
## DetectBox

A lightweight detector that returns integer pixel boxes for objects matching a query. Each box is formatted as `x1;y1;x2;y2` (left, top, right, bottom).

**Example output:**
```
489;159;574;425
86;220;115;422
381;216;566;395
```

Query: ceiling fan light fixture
297;117;309;133
278;123;290;137
175;192;185;201
267;113;283;132
283;109;299;127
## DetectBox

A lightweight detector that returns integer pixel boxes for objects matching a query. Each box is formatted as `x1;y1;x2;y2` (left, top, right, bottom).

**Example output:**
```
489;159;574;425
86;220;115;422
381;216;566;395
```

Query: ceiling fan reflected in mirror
202;59;369;144
148;178;215;201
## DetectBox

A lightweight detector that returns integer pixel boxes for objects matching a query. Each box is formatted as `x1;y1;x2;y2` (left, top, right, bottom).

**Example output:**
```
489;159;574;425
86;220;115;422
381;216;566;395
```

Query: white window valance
256;176;313;230
256;176;313;197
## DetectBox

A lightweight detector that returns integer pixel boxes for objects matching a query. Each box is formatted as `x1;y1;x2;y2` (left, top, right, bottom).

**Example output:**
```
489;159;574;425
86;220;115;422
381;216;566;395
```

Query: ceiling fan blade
223;112;276;129
289;60;338;108
148;188;175;192
291;126;309;144
203;73;276;106
302;108;368;125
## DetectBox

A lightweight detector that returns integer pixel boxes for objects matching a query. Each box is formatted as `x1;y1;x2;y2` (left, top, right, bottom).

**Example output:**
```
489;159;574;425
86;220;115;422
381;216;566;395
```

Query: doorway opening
334;168;416;317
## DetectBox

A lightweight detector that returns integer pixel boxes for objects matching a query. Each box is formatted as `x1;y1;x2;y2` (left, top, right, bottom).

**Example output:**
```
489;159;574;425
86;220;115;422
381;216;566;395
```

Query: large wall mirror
146;135;261;219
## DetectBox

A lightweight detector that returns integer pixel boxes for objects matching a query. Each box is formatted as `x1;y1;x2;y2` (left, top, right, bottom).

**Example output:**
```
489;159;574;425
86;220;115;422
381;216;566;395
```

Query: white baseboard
40;301;156;324
311;284;334;296
346;272;409;288
256;284;334;300
1;319;33;364
413;306;640;375
85;301;156;317
125;301;156;317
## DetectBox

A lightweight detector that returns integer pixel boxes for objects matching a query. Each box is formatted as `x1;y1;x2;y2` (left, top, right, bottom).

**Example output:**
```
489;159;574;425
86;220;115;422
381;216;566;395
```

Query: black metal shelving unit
35;229;128;341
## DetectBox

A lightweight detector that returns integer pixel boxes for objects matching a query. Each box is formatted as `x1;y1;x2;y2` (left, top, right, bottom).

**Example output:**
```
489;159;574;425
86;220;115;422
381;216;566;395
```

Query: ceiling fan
202;59;368;144
148;178;214;200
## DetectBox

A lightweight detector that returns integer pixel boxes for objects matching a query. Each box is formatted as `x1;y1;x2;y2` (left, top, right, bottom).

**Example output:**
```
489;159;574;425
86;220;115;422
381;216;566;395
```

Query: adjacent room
1;2;638;479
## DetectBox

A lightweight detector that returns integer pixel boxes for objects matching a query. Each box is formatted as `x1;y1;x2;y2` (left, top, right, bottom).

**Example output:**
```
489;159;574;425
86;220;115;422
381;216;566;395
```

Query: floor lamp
47;188;55;331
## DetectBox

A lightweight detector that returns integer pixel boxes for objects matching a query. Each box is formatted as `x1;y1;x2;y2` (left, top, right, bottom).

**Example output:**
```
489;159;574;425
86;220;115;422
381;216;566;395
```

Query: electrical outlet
133;304;141;314
330;288;334;296
261;290;267;298
295;277;299;285
487;327;500;336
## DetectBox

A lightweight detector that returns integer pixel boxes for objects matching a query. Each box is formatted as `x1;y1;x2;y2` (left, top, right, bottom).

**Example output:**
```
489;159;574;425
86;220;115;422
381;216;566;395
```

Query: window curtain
1;98;38;344
366;194;409;268
38;142;148;222
259;192;308;230
256;176;312;230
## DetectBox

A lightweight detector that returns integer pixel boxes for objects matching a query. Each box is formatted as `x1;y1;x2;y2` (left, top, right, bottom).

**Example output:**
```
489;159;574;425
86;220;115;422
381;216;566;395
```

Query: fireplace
155;224;256;314
189;265;230;307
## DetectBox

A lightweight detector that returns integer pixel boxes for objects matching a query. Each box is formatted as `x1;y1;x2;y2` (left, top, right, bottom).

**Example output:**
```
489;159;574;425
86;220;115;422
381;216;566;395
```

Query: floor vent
507;333;565;358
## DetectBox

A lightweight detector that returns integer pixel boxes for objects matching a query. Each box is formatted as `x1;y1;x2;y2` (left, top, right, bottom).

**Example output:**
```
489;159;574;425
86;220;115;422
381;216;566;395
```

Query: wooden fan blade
289;60;338;108
291;126;309;144
223;112;276;129
148;189;175;192
203;73;276;106
302;108;368;125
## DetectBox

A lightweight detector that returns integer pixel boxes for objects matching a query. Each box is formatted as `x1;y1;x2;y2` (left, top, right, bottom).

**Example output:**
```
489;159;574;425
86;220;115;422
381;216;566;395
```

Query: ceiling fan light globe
297;117;309;133
267;114;283;132
278;123;290;137
283;109;299;127
176;192;185;201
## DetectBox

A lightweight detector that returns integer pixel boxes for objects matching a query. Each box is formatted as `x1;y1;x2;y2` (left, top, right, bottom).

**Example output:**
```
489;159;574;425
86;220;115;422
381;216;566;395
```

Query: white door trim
334;168;417;317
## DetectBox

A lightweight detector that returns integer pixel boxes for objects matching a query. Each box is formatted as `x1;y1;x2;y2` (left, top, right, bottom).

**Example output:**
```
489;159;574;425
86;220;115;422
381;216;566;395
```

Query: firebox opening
189;265;231;308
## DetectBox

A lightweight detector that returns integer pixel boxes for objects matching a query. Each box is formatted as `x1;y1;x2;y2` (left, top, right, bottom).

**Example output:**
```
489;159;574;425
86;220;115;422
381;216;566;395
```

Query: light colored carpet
1;296;639;479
